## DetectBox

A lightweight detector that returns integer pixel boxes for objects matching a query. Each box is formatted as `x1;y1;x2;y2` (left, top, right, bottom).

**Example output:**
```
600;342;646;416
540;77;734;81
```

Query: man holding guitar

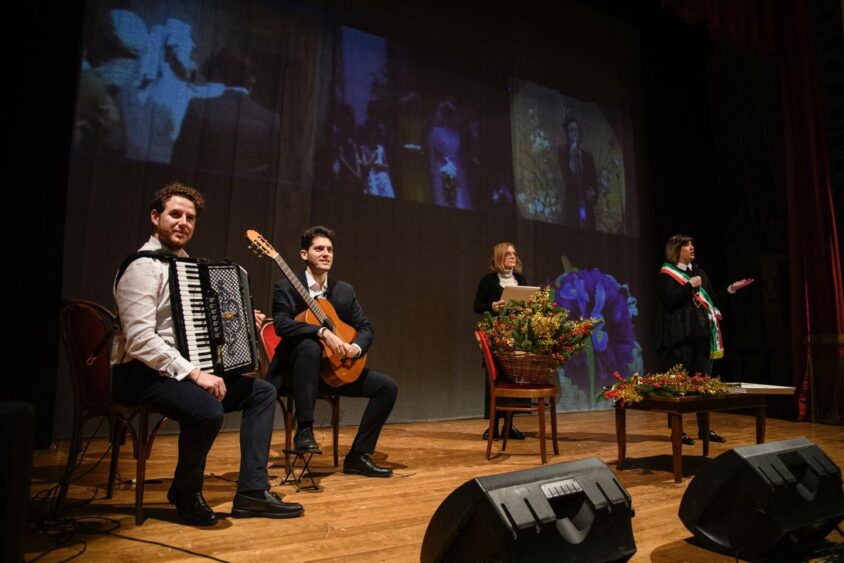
268;226;398;478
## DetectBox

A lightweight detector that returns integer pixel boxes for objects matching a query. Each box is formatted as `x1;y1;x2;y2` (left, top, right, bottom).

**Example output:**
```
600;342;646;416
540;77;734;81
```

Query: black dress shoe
681;432;695;446
294;427;321;452
699;430;727;443
482;424;525;440
166;489;218;526
507;425;526;440
343;453;393;478
231;490;304;519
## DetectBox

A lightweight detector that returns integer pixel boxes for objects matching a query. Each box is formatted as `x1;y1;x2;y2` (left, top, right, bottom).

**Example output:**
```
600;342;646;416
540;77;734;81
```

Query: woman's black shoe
507;425;525;440
699;430;727;443
482;427;499;440
482;424;525;440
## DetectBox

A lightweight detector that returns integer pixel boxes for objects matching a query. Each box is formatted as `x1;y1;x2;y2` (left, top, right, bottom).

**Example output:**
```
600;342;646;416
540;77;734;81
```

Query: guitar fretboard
272;254;329;325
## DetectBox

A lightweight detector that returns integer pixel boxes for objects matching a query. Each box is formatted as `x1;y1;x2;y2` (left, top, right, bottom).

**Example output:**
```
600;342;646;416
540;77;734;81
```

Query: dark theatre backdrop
15;0;799;442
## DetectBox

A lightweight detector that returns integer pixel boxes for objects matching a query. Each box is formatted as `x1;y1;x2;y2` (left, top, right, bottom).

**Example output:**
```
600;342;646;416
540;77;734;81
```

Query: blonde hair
489;242;522;274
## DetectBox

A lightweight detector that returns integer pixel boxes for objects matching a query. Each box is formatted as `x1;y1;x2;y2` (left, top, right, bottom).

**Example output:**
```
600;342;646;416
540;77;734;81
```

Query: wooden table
614;393;768;483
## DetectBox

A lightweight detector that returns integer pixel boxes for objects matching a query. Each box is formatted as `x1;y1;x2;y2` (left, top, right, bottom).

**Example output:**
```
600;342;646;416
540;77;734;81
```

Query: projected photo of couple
323;26;514;211
73;4;283;179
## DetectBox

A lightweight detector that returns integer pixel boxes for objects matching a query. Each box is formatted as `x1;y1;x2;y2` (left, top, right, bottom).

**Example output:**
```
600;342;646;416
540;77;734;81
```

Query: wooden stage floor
26;410;844;562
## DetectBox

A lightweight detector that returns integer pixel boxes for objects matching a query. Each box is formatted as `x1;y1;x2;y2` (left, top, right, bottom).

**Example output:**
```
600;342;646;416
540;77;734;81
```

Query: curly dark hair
301;225;335;250
150;182;206;216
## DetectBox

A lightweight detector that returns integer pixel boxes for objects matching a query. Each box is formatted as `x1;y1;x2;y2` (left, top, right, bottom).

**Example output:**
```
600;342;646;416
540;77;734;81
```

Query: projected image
72;3;282;177
510;80;637;234
324;26;513;210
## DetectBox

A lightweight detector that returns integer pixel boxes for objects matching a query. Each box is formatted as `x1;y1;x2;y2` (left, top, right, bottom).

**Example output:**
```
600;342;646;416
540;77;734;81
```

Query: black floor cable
27;426;229;563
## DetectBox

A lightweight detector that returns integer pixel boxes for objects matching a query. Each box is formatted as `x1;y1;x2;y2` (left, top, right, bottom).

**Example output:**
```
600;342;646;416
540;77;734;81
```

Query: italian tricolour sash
660;262;724;359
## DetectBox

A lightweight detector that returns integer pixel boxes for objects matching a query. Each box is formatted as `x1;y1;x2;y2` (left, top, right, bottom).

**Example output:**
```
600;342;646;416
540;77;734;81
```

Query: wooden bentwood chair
57;299;167;524
258;320;340;467
474;331;559;464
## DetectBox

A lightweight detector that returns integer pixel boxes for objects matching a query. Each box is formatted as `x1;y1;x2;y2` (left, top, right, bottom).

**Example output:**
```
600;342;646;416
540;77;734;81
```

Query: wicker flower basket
494;351;560;384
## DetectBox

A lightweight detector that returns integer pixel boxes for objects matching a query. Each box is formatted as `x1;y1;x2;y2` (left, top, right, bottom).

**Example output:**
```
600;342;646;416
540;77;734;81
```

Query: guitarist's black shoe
343;453;392;478
293;427;321;452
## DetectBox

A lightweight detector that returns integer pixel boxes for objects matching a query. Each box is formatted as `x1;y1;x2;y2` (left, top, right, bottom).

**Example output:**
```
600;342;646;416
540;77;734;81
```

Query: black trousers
278;339;397;455
663;336;715;433
112;361;276;494
664;335;713;376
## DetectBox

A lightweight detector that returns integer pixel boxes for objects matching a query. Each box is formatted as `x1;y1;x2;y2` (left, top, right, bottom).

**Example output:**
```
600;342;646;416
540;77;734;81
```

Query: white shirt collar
305;269;327;298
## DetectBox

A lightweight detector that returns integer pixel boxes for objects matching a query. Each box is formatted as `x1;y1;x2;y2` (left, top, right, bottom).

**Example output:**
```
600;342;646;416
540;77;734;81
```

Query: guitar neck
271;255;329;325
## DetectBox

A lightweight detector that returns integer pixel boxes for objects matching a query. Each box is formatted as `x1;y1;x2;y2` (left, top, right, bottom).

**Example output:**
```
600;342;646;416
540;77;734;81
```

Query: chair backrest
258;320;281;378
59;300;117;409
474;331;499;384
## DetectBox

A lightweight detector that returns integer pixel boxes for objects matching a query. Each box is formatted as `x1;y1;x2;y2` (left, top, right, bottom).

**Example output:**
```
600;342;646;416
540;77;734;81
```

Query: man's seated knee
381;377;399;402
253;377;277;402
189;399;225;429
293;337;323;364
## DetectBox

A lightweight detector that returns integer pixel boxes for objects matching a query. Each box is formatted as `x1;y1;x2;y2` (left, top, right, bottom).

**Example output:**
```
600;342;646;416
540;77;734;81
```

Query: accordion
169;258;259;377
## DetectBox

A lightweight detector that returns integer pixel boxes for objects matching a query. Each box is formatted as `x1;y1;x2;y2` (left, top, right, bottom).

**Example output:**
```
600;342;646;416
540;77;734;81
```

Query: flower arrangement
478;287;600;364
598;365;734;405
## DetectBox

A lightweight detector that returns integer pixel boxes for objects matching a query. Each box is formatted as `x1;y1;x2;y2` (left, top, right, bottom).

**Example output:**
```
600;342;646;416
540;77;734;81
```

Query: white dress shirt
111;236;197;380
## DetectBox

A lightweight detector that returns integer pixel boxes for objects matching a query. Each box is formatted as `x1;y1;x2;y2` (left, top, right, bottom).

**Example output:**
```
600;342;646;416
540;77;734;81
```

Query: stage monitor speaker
420;457;636;563
679;437;844;561
0;401;35;563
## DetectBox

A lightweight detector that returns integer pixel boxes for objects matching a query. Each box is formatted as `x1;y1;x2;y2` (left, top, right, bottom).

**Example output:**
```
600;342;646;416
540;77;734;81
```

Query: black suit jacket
473;271;528;315
558;145;598;228
269;271;373;381
656;264;722;352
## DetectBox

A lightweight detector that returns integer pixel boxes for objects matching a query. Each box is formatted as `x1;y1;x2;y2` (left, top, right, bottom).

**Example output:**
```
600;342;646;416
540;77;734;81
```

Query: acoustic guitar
246;229;366;386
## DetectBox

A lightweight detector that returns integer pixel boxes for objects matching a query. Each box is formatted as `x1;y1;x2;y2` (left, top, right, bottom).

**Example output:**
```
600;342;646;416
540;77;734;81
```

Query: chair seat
495;382;558;393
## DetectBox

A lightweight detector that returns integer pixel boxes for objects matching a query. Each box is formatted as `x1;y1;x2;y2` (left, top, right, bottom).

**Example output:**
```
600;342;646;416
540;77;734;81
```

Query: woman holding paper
474;242;528;315
474;242;528;440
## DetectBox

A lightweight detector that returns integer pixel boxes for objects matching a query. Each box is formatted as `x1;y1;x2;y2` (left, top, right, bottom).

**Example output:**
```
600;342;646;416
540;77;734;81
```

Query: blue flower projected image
554;267;642;410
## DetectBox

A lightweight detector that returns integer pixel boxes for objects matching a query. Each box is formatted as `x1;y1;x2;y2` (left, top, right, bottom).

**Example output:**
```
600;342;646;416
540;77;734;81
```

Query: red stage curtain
662;0;776;52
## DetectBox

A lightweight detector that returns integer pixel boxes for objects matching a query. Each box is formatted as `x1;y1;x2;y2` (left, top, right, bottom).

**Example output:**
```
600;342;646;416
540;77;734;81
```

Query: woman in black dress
474;242;528;440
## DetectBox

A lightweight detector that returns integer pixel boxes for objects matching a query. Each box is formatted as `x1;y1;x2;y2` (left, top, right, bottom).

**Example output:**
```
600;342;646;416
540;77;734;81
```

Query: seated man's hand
341;342;360;359
254;309;266;332
321;329;346;357
190;369;227;401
